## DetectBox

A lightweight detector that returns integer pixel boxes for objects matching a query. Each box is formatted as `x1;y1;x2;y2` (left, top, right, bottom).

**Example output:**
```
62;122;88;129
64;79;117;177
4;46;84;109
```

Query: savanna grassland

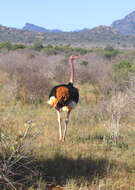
1;44;135;190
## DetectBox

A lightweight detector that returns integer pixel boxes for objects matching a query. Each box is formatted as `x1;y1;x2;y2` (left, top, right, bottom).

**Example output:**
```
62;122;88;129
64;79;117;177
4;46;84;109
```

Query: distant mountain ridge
22;11;135;35
111;11;135;35
23;23;62;33
1;11;135;47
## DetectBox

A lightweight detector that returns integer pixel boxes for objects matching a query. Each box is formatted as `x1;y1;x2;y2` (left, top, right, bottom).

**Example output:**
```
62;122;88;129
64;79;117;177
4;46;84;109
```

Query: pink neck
69;58;75;83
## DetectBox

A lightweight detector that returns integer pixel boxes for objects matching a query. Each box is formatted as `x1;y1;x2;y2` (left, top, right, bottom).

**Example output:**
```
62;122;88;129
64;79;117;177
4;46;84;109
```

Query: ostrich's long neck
69;59;75;84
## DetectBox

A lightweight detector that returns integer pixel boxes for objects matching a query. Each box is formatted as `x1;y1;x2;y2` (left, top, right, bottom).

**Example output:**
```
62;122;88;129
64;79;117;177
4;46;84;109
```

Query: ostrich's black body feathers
49;82;79;109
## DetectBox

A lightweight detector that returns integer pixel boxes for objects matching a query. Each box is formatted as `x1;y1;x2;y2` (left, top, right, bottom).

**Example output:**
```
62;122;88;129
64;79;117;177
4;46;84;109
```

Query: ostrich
47;55;79;142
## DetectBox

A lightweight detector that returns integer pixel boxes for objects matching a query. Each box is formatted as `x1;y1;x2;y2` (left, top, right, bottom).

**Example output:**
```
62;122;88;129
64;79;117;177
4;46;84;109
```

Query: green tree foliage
0;41;12;50
43;45;92;55
112;60;135;86
12;44;26;50
0;42;26;50
32;42;44;51
103;46;120;59
113;60;133;72
80;60;89;66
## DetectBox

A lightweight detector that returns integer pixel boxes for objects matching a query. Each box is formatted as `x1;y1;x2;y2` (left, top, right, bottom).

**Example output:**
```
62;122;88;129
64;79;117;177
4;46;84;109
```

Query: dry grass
0;83;135;190
0;50;135;189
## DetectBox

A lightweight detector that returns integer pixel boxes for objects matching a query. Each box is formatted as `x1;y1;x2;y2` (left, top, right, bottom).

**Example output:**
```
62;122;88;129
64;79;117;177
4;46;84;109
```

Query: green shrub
0;42;26;51
80;60;88;66
104;45;114;51
43;45;91;55
12;43;26;50
32;42;44;51
112;60;135;89
104;49;119;59
0;42;13;50
113;60;132;71
103;46;120;59
73;47;89;54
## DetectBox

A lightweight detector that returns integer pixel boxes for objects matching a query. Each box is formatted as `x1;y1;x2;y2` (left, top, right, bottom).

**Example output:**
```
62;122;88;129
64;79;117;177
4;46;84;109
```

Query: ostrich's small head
69;55;79;61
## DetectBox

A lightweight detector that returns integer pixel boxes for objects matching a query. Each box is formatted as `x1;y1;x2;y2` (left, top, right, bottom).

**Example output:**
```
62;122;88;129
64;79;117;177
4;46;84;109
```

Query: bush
12;44;26;50
31;42;44;51
0;42;13;50
80;60;88;66
0;120;39;189
112;60;135;90
113;60;132;71
103;46;119;59
8;64;51;104
104;45;114;51
0;50;52;104
0;42;26;51
14;73;51;104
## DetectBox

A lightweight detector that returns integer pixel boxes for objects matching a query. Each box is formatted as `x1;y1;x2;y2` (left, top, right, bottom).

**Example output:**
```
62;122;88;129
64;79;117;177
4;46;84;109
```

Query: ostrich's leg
56;110;62;141
62;111;71;142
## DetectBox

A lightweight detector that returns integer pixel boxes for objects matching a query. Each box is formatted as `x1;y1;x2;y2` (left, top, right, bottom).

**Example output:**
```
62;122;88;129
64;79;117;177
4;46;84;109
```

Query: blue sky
1;0;135;31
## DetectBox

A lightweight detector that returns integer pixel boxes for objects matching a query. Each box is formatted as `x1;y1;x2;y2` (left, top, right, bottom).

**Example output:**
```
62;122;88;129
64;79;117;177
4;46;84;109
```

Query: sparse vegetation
0;46;135;189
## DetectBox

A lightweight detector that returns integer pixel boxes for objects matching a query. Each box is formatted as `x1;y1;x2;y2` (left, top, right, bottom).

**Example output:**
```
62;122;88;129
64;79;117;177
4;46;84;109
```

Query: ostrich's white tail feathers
47;96;58;107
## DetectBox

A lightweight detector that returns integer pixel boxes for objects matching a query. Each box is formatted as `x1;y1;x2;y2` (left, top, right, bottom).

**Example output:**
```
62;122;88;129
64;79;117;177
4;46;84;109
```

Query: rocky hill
0;25;46;44
112;11;135;35
23;23;62;33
